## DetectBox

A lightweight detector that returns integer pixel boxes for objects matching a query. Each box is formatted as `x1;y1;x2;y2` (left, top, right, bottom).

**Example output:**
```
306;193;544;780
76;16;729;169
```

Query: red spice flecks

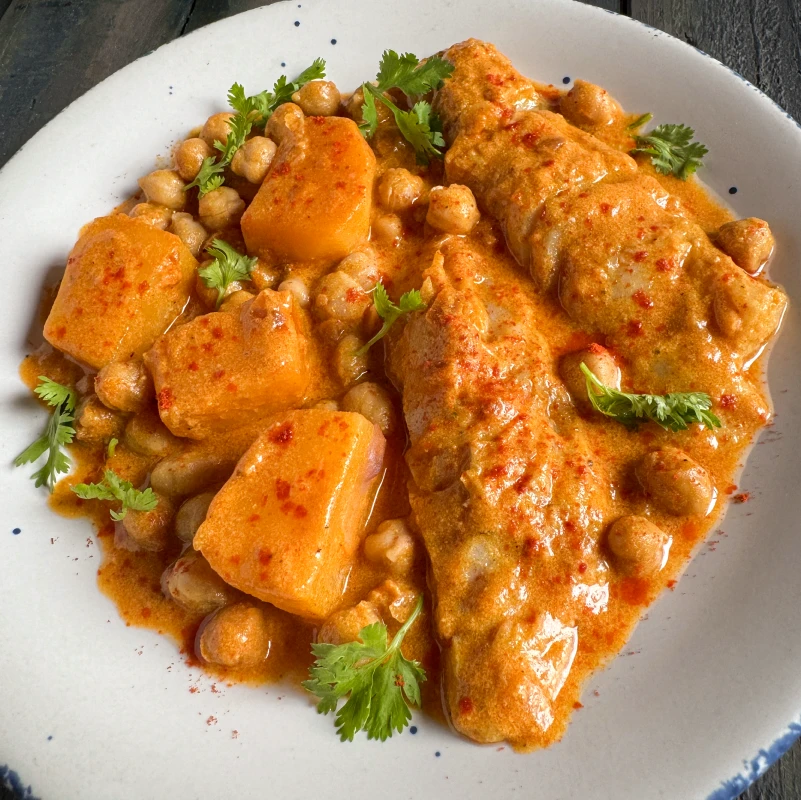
719;394;738;409
141;607;151;619
521;132;540;148
573;701;584;710
231;730;239;739
210;684;220;694
458;697;474;714
158;387;175;411
600;202;612;214
632;290;654;309
667;579;678;590
269;422;294;445
226;382;238;393
206;716;217;726
258;549;272;566
248;513;261;523
213;369;225;380
275;478;291;500
486;73;504;86
211;327;224;340
293;505;308;519
655;257;674;272
733;492;751;504
626;320;644;337
633;250;648;263
189;686;199;694
188;361;199;372
619;577;649;606
578;562;588;574
724;483;737;495
138;281;149;294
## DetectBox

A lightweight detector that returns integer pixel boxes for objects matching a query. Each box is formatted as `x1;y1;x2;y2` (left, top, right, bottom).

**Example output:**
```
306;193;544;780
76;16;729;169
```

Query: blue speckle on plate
12;528;21;535
294;20;300;27
281;62;286;68
409;726;417;734
435;751;441;757
729;186;738;195
331;39;337;45
562;76;570;84
47;736;52;741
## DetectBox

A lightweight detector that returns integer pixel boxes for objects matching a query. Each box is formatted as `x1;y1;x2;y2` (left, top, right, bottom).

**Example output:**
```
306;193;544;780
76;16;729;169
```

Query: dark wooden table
0;1;799;798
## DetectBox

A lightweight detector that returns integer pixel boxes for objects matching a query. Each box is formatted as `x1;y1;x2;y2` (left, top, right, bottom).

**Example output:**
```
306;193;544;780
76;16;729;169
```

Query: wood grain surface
0;1;799;798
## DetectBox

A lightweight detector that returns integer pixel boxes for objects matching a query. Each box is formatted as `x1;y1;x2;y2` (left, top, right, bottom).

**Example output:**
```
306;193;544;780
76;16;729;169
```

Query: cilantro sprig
186;59;326;196
581;363;721;432
14;377;77;492
72;469;158;522
358;282;427;355
303;594;426;741
359;50;453;164
630;119;708;180
199;239;258;308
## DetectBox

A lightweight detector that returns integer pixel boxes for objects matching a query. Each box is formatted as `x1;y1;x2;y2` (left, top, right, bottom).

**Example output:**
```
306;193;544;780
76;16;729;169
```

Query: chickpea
231;136;277;184
371;213;403;243
122;493;175;552
715;218;775;275
150;449;236;497
200;112;235;148
220;289;255;312
278;277;310;308
265;103;305;145
195;267;242;310
560;80;621;127
138;170;186;211
426;185;479;235
363;519;415;574
175;491;216;543
367;579;418;623
607;515;671;577
129;202;173;230
198;186;245;231
318;601;381;645
250;259;281;291
338;250;381;291
175;137;214;182
198;603;272;667
292;80;341;116
378;168;425;212
313;399;340;411
636;447;715;516
560;344;621;410
334;334;369;387
342;382;396;435
170;212;207;258
314;271;370;323
74;395;125;445
124;407;180;458
161;549;235;614
317;318;348;345
95;360;152;413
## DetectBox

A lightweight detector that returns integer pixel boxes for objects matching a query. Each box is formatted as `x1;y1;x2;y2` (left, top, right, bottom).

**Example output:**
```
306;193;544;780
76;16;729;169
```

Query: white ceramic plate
2;1;800;798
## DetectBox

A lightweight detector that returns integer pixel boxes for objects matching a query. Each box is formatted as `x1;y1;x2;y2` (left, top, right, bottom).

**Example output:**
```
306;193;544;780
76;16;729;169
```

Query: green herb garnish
198;239;258;309
14;377;77;492
581;363;721;431
303;594;426;741
630;121;708;180
358;283;427;355
72;468;158;522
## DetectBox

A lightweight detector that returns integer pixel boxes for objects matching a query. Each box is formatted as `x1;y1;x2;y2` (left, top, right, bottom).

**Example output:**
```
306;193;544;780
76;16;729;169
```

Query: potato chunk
194;410;386;619
144;290;310;439
241;114;375;261
44;214;197;369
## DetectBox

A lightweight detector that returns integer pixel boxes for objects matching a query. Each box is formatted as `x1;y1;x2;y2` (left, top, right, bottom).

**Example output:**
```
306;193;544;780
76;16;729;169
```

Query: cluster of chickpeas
559;345;715;579
69;78;472;665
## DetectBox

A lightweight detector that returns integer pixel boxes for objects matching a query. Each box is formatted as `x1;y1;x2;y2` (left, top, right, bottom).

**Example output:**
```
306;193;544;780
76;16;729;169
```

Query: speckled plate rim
1;1;801;799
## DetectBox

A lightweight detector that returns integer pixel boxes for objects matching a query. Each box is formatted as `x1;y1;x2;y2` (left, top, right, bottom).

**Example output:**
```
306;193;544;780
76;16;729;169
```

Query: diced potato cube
44;214;197;369
144;290;310;439
194;410;386;620
241;116;375;262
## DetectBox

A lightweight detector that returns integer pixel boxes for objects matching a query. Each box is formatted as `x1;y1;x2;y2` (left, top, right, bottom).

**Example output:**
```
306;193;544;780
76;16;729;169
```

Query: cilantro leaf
14;376;76;493
358;282;427;355
631;122;708;180
199;239;258;308
72;468;158;521
361;84;446;164
359;51;451;162
374;50;453;96
580;363;722;432
107;437;118;458
303;594;426;741
626;112;653;131
185;60;326;196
